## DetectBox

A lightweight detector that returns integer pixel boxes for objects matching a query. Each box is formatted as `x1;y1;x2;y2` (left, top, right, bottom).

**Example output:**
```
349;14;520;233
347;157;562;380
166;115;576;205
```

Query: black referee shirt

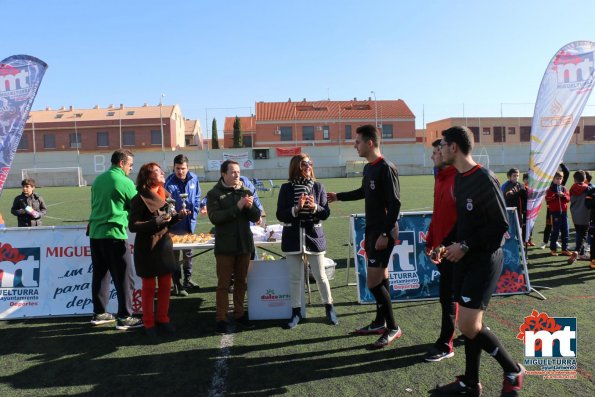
337;157;401;234
450;165;508;252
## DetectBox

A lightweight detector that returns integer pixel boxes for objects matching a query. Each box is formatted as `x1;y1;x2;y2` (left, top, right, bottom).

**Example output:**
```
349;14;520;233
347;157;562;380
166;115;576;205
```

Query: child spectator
586;171;593;249
541;163;569;249
586;183;595;269
568;170;590;264
545;172;571;257
501;168;529;244
522;173;534;245
10;179;47;227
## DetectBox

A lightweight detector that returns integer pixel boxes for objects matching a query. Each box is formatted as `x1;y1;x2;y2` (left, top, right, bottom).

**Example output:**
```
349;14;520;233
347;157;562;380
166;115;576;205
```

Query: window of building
322;126;330;140
69;132;82;149
280;126;293;141
107;111;115;117
508;127;516;135
123;131;135;146
43;134;55;149
382;124;393;139
344;125;352;140
97;132;109;147
493;127;506;143
574;126;580;134
126;111;135;116
150;130;162;145
302;126;314;141
520;126;531;142
253;148;269;159
243;135;253;147
17;134;28;150
75;113;83;118
469;126;480;142
584;125;595;141
55;113;64;119
482;127;491;135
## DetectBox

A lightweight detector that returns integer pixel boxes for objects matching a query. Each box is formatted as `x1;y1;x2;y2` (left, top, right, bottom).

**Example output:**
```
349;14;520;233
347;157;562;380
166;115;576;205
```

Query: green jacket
89;166;136;239
207;179;261;255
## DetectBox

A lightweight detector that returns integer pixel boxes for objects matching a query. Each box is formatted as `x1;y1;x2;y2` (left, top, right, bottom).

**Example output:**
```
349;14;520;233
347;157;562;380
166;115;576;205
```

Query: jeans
550;212;569;251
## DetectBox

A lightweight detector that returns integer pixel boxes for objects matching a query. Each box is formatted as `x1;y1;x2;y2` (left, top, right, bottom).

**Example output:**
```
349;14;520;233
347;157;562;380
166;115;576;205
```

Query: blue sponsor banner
352;210;530;303
0;55;48;194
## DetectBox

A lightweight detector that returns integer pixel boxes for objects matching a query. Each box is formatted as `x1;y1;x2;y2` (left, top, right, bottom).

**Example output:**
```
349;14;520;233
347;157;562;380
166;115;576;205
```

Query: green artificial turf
0;176;592;396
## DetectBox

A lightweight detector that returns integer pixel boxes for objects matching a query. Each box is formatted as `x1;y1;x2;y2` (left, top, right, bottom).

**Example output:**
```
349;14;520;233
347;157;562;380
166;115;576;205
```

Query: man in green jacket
89;149;142;330
207;160;261;335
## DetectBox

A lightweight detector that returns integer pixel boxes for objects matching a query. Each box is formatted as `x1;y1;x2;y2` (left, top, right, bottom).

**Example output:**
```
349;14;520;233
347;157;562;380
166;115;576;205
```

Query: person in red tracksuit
424;139;458;362
545;172;572;257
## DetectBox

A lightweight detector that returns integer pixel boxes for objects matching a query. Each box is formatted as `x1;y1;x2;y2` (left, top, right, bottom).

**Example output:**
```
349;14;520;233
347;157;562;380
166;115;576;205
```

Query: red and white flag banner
526;41;595;240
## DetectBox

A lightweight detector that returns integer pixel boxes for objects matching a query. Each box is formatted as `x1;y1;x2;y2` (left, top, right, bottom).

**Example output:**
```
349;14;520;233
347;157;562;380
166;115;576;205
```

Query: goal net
21;167;87;187
472;147;490;169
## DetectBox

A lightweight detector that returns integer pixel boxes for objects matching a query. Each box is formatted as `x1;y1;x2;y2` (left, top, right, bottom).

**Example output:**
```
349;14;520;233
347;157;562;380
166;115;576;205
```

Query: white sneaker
539;243;547;249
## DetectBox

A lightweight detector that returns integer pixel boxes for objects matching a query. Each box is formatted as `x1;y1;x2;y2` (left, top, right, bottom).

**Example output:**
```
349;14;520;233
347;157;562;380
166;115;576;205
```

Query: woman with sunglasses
276;154;338;329
129;163;190;337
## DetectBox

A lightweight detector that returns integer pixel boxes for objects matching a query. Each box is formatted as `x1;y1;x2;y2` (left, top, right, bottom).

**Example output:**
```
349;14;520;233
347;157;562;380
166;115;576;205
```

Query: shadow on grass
224;336;434;396
0;296;220;396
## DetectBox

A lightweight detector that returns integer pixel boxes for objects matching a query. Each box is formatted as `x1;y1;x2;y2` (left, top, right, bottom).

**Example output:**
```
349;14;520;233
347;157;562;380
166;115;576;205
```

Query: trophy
165;197;177;218
179;193;189;210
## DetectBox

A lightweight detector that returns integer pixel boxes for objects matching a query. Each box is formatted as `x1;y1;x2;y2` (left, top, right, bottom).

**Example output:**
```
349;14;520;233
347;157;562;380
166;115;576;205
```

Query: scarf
291;177;315;216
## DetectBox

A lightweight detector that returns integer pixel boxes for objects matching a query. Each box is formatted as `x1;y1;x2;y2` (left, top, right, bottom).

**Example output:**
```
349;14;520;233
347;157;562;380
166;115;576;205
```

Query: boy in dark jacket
11;179;47;227
568;170;590;263
501;168;528;243
545;172;571;256
586;184;595;269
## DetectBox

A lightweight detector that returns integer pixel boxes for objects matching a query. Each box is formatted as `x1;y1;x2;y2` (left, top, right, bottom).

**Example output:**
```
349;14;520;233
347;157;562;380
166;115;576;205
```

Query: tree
233;116;243;148
211;118;219;149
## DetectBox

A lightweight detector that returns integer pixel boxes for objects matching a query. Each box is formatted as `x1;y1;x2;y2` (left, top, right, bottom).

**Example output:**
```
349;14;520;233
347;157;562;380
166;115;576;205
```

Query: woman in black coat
129;162;189;336
276;154;337;329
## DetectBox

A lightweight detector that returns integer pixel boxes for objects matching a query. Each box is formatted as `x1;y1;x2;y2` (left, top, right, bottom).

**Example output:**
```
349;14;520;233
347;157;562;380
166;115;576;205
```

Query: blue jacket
276;181;330;254
164;171;201;234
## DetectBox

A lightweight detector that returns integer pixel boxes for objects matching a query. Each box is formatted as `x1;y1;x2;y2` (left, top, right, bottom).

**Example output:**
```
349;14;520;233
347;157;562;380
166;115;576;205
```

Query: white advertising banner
0;227;142;319
526;41;595;239
223;152;254;170
207;153;254;171
207;159;223;171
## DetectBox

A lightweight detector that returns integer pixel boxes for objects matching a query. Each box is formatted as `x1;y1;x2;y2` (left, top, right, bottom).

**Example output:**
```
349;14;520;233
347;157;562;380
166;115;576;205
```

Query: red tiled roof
255;99;414;121
28;104;175;123
223;116;256;132
184;119;197;133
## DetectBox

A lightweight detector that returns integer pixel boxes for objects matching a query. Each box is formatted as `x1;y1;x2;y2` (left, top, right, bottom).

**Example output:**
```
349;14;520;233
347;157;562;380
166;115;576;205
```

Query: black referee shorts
453;248;503;310
365;230;395;268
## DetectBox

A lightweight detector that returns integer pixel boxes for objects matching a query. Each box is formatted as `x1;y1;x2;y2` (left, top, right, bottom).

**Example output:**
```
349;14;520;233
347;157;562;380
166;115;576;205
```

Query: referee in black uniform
328;124;402;349
433;126;524;397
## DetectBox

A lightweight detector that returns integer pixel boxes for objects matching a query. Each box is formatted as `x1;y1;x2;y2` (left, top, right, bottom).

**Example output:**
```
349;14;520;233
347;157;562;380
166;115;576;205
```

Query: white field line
208;329;235;397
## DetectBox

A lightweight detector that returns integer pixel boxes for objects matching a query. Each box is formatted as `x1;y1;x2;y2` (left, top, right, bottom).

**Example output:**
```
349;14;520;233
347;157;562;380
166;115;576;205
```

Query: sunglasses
300;160;313;167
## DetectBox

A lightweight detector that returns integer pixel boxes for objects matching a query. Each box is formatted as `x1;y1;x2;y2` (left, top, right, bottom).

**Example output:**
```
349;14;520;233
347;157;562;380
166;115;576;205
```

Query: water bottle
25;205;40;218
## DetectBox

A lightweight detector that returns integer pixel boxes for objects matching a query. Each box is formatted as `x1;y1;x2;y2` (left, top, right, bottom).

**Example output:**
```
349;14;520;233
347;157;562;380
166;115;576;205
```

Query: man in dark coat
207;160;261;335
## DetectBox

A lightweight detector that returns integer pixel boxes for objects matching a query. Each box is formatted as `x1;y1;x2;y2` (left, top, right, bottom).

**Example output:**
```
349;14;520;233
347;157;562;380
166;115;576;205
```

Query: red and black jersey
446;165;508;252
337;157;401;235
426;166;457;249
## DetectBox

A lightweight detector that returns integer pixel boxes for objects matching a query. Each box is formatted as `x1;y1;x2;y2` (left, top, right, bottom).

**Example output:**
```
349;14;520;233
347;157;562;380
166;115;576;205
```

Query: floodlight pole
160;93;166;168
371;91;378;128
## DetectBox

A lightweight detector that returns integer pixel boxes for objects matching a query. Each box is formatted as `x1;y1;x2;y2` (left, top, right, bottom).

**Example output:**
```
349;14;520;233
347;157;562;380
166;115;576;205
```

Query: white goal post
21;167;87;187
472;147;490;169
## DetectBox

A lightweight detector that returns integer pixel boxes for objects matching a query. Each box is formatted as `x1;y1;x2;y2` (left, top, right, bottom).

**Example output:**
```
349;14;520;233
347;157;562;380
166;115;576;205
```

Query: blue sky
4;0;595;135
